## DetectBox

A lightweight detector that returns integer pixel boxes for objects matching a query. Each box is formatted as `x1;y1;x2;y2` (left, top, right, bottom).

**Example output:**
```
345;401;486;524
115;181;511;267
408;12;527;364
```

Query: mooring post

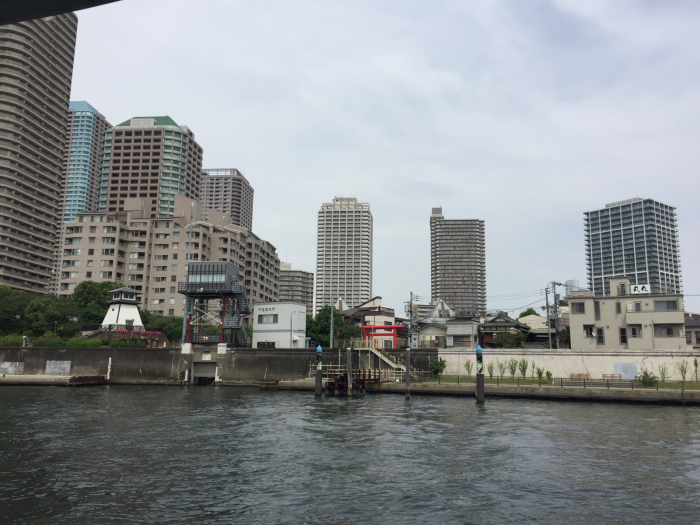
405;347;411;400
315;345;323;396
346;347;352;397
475;344;485;404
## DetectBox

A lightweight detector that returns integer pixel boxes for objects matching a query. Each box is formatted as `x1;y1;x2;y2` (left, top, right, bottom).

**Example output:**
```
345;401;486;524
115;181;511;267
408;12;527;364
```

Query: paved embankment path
273;378;700;405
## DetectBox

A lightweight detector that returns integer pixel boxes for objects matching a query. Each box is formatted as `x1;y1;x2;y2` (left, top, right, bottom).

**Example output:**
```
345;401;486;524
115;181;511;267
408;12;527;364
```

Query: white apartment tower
315;197;372;313
584;198;682;296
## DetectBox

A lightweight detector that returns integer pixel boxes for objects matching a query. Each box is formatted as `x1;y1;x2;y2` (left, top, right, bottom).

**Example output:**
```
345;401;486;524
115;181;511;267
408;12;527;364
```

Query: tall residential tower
315;197;372;313
60;101;111;222
200;168;254;229
97;116;203;218
0;14;78;291
584;198;682;296
430;207;486;314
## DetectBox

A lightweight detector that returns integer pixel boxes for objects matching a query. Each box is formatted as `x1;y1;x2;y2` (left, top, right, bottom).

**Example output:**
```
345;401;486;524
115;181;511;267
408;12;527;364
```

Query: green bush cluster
1;334;22;346
32;337;66;347
66;338;104;347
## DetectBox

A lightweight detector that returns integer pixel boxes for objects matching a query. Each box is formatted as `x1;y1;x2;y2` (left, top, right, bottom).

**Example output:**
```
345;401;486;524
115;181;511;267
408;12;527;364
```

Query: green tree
73;280;122;324
508;358;518;378
0;285;37;334
24;296;60;335
464;359;473;376
140;310;184;343
518;308;540;318
306;306;361;347
487;361;495;378
517;358;528;378
495;331;526;349
429;358;447;376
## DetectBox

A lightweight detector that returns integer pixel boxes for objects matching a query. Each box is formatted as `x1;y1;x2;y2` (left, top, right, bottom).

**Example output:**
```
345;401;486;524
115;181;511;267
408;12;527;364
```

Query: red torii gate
361;325;405;349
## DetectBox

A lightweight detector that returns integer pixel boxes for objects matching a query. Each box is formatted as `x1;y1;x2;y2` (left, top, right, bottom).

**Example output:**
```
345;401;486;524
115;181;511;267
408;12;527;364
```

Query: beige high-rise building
56;196;279;314
96;116;203;218
279;263;314;311
50;101;112;294
430;207;486;315
315;197;372;313
0;14;78;292
200;169;254;229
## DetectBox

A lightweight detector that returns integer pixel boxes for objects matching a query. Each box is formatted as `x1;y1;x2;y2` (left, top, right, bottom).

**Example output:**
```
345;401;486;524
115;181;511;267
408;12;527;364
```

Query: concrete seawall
274;378;700;405
0;347;182;384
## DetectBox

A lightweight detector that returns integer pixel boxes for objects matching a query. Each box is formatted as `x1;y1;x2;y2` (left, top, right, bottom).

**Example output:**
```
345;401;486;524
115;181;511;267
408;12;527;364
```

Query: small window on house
630;326;641;338
594;301;601;321
635;302;641;312
616;302;621;314
583;325;594;338
257;314;278;324
619;328;627;344
619;283;627;296
596;328;604;345
572;302;585;314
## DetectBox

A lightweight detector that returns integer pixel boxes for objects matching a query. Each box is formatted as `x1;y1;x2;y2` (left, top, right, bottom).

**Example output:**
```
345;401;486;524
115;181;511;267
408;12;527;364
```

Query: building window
630;326;641;338
86;272;92;278
257;341;276;348
616;302;621;314
583;325;594;338
661;326;675;337
571;302;585;314
596;328;604;345
654;301;678;311
635;302;641;312
619;328;627;344
257;314;278;324
594;301;600;321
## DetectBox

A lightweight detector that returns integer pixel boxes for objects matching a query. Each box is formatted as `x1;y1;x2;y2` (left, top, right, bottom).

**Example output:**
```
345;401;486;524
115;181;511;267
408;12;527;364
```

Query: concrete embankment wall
438;348;700;380
0;347;182;383
365;381;700;405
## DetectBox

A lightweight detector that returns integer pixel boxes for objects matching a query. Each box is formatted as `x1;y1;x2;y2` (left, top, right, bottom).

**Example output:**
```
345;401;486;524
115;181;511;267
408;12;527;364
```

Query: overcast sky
70;0;700;314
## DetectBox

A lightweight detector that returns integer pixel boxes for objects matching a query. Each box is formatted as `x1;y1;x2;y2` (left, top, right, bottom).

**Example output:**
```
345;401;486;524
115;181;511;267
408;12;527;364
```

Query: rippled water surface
1;386;700;524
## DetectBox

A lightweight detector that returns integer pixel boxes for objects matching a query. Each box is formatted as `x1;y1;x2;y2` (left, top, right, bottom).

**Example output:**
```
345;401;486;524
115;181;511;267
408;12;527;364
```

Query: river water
1;386;699;524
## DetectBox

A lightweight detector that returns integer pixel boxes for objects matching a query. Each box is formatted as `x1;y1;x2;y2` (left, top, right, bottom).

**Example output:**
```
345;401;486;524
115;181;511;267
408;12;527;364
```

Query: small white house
102;287;144;329
252;301;307;348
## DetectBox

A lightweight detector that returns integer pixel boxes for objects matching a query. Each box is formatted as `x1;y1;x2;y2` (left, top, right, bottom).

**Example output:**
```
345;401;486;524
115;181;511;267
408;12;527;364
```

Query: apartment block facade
430;207;486;314
315;197;372;313
569;276;686;350
56;197;279;315
0;14;78;291
200;168;254;229
279;262;314;310
96;116;203;219
584;198;682;297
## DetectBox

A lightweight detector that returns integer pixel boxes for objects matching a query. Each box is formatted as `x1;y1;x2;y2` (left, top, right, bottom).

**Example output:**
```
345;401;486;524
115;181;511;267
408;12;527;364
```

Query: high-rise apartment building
315;197;372;313
97;116;203;218
430;207;486;314
584;198;682;296
280;262;314;310
0;14;78;291
61;101;111;222
200;169;254;229
50;101;111;293
56;196;279;313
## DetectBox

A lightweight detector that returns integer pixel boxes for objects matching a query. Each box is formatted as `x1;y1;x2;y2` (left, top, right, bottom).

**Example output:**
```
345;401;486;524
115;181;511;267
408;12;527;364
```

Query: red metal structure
361;325;405;349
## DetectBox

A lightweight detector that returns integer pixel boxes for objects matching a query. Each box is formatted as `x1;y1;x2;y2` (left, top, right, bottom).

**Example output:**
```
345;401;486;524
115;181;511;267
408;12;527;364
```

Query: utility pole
329;300;334;349
545;285;552;349
552;282;563;350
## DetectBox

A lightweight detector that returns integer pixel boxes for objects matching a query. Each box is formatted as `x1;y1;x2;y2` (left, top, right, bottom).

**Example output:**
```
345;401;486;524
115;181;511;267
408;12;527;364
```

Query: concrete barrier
0;347;182;384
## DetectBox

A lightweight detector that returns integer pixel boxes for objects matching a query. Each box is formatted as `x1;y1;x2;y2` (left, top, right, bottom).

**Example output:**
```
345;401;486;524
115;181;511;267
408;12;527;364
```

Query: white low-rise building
252;301;307;348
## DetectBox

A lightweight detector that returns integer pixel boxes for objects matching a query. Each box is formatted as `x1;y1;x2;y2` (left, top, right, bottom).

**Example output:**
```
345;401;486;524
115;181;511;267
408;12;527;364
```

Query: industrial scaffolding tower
178;262;251;347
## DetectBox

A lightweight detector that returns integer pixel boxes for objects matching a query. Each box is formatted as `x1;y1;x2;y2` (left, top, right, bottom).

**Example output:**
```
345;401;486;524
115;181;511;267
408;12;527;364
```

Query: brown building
0;14;78;291
96;116;203;219
201;168;254;229
56;196;279;315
